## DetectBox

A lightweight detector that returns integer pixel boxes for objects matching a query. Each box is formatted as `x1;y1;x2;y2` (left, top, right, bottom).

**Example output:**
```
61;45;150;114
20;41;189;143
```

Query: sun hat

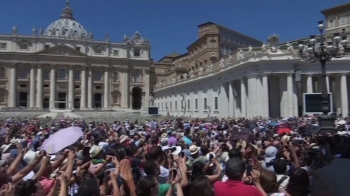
189;145;200;155
89;145;102;158
3;138;20;153
23;151;40;164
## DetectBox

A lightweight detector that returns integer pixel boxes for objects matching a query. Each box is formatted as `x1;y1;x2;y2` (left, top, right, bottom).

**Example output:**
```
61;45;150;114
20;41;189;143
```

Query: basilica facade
0;2;152;110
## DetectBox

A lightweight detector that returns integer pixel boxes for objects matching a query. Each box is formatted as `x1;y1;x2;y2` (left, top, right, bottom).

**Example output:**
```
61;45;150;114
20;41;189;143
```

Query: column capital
115;67;128;73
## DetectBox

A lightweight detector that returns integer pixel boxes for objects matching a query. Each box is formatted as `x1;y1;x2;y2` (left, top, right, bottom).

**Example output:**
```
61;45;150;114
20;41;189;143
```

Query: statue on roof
39;28;43;36
219;58;225;67
32;27;37;36
89;31;93;40
228;55;232;64
248;45;253;55
238;49;244;60
261;42;268;53
286;42;294;53
105;34;109;42
12;26;17;34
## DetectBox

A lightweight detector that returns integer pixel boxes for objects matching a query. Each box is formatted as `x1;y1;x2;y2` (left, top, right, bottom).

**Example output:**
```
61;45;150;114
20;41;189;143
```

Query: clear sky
0;0;349;61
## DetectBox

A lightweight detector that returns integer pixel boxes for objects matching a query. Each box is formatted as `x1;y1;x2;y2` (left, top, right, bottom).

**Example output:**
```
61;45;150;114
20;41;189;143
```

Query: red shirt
213;180;263;196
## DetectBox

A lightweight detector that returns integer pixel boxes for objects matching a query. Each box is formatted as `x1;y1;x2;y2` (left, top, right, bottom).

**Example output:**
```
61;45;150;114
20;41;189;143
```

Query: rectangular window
195;99;198;110
187;100;190;110
19;68;29;78
113;50;119;56
94;71;102;81
20;84;27;88
134;49;141;57
340;17;347;25
95;86;102;90
43;70;50;80
75;85;80;89
75;47;81;52
162;103;163;109
133;72;142;83
44;84;49;88
170;101;172;109
204;98;207;109
94;46;103;54
45;44;50;49
0;43;6;50
19;43;29;50
58;69;66;79
74;71;80;80
328;19;334;28
166;102;168;109
175;101;177;110
215;97;218;110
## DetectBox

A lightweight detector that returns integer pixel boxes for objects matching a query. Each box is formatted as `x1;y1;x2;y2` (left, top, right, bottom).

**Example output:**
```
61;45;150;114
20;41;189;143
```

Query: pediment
36;45;86;56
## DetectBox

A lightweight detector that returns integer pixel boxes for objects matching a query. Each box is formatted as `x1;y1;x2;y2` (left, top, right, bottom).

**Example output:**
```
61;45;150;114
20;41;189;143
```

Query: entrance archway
74;98;80;109
58;92;66;109
43;98;49;109
94;93;102;108
132;87;142;109
19;92;28;107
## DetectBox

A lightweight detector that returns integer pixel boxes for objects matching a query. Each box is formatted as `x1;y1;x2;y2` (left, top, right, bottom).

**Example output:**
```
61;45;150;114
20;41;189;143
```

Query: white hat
162;146;182;155
119;135;128;143
189;145;200;155
3;138;20;152
89;145;102;158
23;151;40;164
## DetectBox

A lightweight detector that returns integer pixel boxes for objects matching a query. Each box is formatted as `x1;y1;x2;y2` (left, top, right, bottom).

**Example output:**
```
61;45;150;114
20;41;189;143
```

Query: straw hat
189;145;200;155
89;145;102;158
119;135;128;143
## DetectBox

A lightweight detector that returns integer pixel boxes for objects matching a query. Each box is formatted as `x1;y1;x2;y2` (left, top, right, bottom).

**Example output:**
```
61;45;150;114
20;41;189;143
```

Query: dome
43;1;89;39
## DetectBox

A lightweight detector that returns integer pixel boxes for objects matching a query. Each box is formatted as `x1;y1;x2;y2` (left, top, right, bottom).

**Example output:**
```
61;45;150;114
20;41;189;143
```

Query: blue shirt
183;136;192;146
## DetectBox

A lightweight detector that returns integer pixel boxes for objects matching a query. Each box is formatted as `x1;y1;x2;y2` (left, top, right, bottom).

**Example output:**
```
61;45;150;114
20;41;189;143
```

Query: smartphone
209;154;214;160
246;162;253;176
172;168;177;178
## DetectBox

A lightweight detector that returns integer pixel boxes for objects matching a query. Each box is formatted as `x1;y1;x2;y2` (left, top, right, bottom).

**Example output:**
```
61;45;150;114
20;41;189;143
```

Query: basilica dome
43;1;89;39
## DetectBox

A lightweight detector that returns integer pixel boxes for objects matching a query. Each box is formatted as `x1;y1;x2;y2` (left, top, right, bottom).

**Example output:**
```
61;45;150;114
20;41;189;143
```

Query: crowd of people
0;116;349;196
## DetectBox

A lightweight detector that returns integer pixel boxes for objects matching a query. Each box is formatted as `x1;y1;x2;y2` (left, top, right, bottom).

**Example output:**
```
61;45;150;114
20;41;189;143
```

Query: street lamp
298;21;348;133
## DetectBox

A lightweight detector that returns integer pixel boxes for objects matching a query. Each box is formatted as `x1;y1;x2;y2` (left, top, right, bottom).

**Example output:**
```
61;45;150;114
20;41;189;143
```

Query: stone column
8;64;17;107
80;67;87;109
49;65;56;109
240;78;247;118
36;64;43;109
121;68;129;108
228;81;234;117
103;68;109;109
262;74;269;117
340;74;348;117
247;75;257;117
68;66;74;109
87;67;93;109
143;69;150;108
306;74;313;93
287;73;294;117
29;64;36;108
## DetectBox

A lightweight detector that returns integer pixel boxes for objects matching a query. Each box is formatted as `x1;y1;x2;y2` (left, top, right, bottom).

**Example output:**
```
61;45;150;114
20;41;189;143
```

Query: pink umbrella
40;126;83;154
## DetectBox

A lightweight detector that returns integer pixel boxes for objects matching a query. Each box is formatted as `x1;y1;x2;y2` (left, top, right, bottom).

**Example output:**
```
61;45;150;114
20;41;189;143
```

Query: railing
155;44;301;90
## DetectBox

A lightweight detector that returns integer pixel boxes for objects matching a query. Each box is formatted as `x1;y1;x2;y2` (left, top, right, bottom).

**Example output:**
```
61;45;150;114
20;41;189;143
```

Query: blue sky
0;0;349;61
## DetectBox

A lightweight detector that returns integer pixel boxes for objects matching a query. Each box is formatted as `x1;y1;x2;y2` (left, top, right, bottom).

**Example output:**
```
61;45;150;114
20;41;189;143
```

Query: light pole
298;21;348;133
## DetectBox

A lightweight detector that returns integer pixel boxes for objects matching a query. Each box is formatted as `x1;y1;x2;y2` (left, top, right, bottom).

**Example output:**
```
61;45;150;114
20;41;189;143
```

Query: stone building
153;3;350;118
0;1;152;110
152;22;262;89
